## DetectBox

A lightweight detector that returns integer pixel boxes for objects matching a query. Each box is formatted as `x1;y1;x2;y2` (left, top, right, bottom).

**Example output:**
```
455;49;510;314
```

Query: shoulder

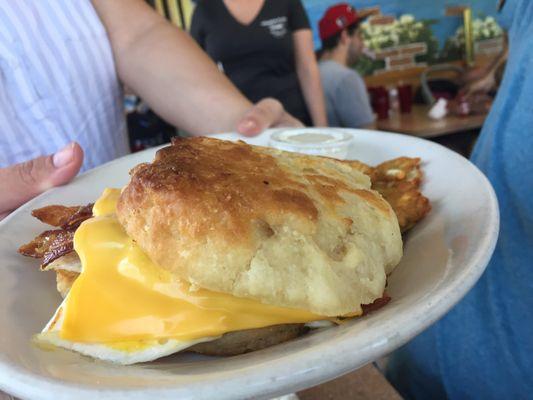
320;61;355;82
193;0;209;9
191;0;204;19
321;63;368;99
340;65;363;80
284;0;310;30
191;0;224;30
192;0;218;18
266;0;301;14
339;67;366;88
286;0;307;15
285;0;303;8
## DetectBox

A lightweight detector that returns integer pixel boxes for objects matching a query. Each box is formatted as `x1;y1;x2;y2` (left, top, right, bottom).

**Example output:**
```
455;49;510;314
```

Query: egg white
35;299;218;365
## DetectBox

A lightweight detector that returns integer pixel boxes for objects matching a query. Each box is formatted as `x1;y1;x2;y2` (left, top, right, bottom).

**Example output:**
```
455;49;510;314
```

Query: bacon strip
41;230;75;268
361;293;391;315
31;204;93;229
19;229;68;259
32;205;82;227
59;204;93;230
18;229;76;268
19;204;93;269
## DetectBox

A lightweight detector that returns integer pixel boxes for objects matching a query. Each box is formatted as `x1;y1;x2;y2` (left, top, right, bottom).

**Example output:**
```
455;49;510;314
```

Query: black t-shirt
191;0;312;125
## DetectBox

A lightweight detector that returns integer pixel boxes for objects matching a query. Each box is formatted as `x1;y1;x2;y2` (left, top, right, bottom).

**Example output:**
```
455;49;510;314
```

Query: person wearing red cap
318;3;374;128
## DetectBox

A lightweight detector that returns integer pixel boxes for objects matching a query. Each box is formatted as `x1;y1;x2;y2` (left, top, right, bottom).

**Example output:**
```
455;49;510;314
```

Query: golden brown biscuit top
117;137;402;315
120;137;388;244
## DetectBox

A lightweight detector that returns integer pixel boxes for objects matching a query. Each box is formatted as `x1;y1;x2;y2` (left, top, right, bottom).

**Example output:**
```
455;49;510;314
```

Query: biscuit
117;137;402;316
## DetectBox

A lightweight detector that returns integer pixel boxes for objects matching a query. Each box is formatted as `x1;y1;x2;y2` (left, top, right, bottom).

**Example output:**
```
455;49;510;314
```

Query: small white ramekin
269;128;353;159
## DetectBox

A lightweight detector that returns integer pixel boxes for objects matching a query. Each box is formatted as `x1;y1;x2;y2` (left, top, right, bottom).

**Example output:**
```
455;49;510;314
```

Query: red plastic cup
369;86;389;120
398;84;413;114
375;95;389;120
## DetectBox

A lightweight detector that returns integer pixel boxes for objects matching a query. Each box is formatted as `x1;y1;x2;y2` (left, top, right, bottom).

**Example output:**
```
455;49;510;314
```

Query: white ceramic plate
0;129;498;400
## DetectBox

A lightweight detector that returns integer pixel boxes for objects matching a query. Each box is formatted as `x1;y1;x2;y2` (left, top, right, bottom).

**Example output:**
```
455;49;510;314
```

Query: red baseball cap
319;3;361;41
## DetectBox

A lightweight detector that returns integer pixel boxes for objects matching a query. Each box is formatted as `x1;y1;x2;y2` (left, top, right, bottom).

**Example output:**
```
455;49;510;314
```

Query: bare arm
293;30;328;126
465;33;508;96
91;0;298;135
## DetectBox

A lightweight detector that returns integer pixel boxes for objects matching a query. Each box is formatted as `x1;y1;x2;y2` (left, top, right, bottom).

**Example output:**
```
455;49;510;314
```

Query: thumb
236;98;285;137
0;142;83;217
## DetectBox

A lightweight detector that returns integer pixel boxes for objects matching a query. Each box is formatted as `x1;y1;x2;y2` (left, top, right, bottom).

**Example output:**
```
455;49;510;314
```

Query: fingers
275;112;304;128
464;74;496;98
236;98;286;137
0;142;83;217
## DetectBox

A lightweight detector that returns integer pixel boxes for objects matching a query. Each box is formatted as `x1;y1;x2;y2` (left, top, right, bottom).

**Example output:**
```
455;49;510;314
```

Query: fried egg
35;299;216;365
33;189;324;364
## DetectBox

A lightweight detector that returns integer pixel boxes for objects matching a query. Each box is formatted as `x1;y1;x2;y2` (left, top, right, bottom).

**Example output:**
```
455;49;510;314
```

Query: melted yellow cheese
92;187;121;217
61;188;324;343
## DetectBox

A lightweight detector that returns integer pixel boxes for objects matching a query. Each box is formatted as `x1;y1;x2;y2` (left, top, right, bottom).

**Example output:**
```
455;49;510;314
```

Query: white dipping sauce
285;133;336;143
269;128;353;159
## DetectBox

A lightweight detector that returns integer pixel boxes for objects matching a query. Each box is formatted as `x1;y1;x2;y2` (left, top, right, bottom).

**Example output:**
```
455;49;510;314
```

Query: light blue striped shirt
0;0;129;171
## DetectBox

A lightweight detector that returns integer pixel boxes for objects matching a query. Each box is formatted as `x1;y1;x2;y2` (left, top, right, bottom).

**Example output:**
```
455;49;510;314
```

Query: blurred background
130;0;505;157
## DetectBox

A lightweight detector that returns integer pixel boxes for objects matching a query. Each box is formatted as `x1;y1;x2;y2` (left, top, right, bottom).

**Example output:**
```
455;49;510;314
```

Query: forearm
487;34;508;73
120;27;252;134
92;0;252;135
296;65;328;126
292;30;327;127
488;42;508;75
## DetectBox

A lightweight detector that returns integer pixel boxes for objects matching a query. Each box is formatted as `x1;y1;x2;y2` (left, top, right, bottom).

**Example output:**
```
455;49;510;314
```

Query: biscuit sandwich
21;137;405;364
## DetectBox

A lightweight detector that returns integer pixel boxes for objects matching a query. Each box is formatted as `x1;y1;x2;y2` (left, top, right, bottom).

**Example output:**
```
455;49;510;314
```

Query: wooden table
299;364;401;400
0;364;401;400
374;104;487;138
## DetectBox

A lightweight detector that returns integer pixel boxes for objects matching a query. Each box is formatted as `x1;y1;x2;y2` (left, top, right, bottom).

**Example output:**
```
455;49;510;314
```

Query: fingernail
239;119;257;131
52;143;74;168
